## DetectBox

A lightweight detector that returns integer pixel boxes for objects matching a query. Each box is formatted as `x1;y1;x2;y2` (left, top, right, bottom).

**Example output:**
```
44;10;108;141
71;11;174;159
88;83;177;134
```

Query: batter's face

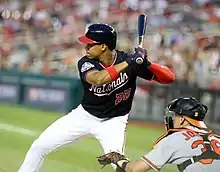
85;43;106;59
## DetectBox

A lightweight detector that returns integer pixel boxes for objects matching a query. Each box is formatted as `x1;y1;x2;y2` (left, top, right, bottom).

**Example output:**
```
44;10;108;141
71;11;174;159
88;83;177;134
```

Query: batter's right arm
85;50;150;85
86;61;128;86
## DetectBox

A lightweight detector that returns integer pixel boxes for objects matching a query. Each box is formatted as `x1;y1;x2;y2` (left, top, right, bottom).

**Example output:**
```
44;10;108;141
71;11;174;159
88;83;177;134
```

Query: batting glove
125;47;151;67
135;47;151;67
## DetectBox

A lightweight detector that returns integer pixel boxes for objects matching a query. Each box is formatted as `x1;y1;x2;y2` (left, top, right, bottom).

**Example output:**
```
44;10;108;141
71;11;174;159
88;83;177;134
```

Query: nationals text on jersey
89;72;129;96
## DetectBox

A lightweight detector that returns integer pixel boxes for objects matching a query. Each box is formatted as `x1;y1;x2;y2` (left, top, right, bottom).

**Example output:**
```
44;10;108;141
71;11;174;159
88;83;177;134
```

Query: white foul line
0;123;38;136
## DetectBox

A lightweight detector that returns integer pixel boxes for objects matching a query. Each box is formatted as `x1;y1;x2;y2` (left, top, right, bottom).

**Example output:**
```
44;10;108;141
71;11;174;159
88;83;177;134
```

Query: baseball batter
18;23;174;172
97;97;220;172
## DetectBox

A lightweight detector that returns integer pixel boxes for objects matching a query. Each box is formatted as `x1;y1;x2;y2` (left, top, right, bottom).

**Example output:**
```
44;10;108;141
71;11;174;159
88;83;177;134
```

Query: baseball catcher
97;97;220;172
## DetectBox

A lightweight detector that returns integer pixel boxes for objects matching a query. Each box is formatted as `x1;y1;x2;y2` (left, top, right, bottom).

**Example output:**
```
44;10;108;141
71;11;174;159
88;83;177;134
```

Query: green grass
0;104;177;172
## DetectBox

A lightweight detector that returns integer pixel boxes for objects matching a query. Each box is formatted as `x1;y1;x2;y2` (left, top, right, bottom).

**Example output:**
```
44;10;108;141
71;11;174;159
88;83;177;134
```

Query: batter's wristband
106;66;119;81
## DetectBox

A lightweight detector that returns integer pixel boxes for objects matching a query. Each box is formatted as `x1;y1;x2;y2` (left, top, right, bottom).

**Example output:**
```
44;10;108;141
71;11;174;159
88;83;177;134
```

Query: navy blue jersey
77;50;154;118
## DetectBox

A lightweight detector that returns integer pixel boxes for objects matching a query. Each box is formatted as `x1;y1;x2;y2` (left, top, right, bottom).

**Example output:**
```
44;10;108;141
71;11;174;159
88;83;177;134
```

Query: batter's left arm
148;63;175;84
133;47;175;84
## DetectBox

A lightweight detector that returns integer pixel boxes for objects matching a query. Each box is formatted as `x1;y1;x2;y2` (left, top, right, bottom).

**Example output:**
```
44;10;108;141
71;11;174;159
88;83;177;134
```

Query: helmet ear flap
164;116;174;131
163;100;178;131
164;108;175;131
202;104;208;113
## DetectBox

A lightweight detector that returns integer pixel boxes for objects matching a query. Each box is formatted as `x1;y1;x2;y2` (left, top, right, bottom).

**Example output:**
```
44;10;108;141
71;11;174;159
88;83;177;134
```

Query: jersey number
115;88;131;105
183;131;220;165
192;139;220;164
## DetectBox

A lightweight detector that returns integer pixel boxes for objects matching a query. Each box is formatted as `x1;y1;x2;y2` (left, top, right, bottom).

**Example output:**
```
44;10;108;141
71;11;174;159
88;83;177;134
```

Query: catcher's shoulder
153;128;189;148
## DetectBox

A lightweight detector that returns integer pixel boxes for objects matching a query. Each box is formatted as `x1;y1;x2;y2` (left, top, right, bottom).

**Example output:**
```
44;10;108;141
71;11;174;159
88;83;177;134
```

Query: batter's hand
125;47;151;66
97;151;129;168
134;47;151;67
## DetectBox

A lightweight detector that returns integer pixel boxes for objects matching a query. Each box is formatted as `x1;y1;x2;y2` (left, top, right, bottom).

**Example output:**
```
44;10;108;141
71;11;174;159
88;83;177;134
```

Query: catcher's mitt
97;151;129;168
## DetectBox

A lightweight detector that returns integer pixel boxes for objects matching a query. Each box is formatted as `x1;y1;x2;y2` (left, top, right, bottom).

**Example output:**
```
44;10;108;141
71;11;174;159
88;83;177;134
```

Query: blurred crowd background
0;0;220;89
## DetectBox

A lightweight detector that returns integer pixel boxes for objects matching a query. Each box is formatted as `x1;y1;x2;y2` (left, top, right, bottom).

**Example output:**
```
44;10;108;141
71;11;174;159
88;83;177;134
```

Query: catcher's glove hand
97;151;129;168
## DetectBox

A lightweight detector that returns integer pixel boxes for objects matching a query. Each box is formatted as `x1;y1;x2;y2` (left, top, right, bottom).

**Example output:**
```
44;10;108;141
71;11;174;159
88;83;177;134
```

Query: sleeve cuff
141;156;160;172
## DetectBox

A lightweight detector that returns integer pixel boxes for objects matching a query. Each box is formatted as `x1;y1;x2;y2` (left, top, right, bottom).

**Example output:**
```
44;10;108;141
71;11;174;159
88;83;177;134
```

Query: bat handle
135;41;144;64
138;43;143;48
138;35;144;48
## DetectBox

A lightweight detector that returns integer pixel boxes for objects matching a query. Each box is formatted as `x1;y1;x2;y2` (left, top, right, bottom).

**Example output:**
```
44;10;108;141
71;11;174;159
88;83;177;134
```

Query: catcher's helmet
164;97;208;130
78;23;117;50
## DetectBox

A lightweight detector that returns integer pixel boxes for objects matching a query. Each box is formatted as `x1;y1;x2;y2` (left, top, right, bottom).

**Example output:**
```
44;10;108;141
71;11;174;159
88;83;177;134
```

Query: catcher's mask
164;97;208;131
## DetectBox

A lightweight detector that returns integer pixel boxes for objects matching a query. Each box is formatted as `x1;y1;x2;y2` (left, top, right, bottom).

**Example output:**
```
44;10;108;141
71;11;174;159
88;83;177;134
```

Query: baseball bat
136;14;147;64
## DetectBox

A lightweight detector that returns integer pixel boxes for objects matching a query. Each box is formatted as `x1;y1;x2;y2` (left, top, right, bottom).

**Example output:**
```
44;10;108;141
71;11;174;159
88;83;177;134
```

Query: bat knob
136;57;143;64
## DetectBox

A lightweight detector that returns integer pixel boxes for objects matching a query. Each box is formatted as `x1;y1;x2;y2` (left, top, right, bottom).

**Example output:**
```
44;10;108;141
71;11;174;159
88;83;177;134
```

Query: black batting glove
125;50;144;65
134;47;151;67
125;47;151;67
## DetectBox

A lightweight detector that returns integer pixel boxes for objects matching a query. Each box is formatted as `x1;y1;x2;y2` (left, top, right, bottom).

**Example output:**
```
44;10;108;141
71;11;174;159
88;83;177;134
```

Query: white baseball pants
18;104;128;172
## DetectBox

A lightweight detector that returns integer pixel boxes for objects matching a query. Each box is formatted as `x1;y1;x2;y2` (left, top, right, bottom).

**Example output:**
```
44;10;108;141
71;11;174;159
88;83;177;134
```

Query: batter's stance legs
18;107;89;172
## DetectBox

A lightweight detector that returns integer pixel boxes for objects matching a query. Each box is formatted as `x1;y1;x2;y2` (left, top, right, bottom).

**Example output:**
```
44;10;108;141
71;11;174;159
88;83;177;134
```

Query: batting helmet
78;23;117;50
164;97;208;130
